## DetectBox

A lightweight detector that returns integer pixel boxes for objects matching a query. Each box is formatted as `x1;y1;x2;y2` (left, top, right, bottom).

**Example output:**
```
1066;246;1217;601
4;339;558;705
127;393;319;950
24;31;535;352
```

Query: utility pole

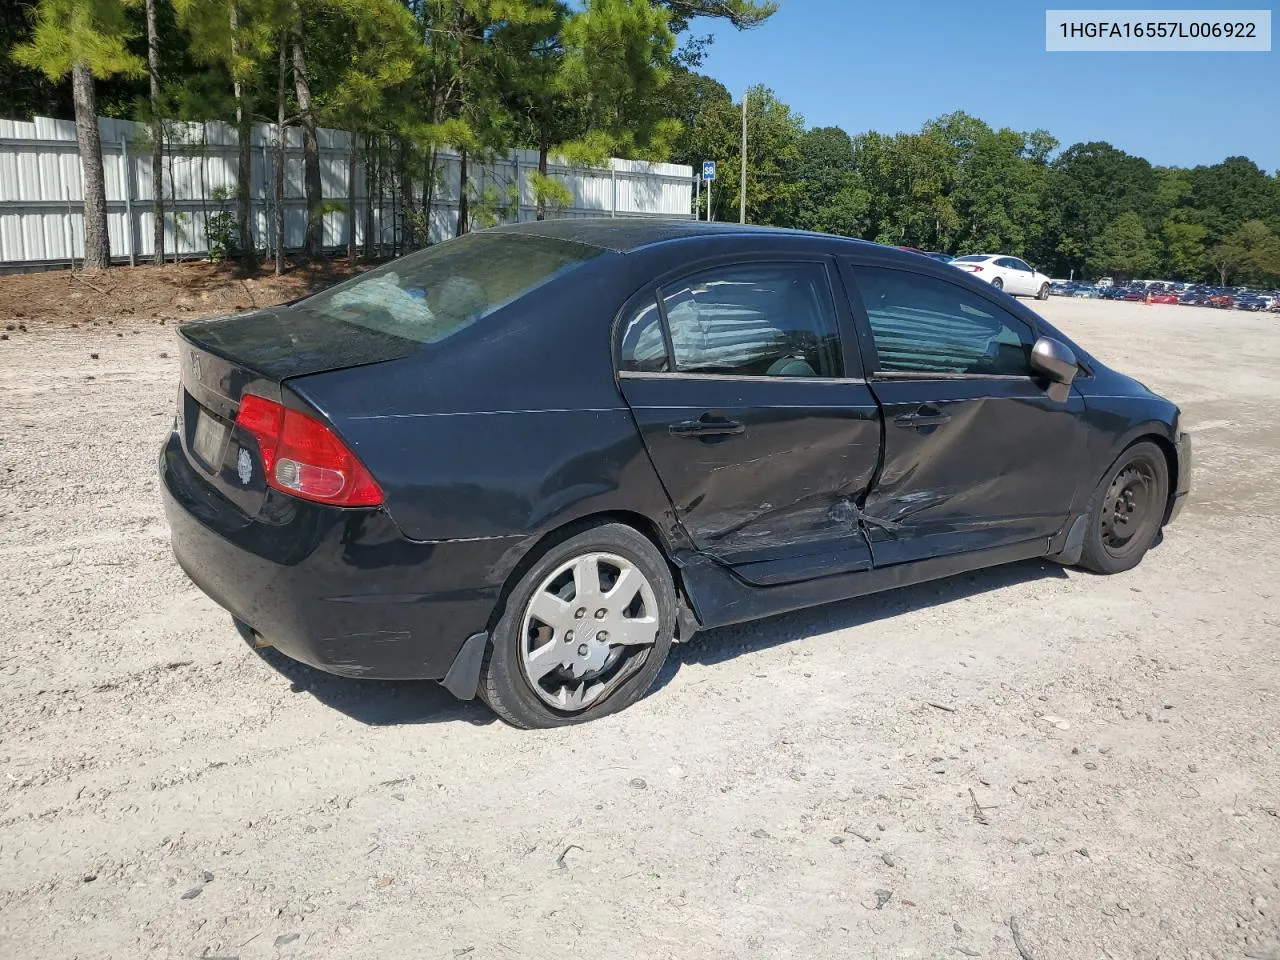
739;89;748;224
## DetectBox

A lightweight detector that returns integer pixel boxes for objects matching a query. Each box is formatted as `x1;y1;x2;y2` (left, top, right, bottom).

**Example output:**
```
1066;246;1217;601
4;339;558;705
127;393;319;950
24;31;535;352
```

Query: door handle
894;407;952;429
669;416;745;439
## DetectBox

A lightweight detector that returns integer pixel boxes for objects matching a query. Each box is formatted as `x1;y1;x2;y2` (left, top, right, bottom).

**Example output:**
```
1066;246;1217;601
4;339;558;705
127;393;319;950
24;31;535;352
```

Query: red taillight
235;395;284;477
961;264;983;272
234;395;382;508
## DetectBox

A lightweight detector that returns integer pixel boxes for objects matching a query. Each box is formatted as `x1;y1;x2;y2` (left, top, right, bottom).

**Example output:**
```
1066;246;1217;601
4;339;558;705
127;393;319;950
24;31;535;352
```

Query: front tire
479;523;676;729
1037;283;1050;300
1077;441;1169;574
991;276;1004;291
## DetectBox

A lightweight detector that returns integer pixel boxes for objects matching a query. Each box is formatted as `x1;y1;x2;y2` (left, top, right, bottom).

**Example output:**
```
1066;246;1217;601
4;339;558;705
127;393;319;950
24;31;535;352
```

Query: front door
842;261;1087;567
615;258;882;585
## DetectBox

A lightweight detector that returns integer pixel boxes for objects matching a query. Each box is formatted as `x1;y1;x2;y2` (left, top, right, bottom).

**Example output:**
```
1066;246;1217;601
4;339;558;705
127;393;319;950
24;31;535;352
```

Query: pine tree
145;0;164;264
13;0;145;270
175;0;280;269
501;0;676;219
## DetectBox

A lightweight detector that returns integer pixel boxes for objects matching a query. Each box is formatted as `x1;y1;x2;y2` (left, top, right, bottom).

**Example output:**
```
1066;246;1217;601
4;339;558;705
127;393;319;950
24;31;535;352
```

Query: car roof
479;216;879;255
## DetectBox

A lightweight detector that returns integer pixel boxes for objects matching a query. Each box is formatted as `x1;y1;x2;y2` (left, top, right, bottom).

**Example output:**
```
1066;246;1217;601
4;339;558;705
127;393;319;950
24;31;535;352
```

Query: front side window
657;262;842;378
851;266;1036;377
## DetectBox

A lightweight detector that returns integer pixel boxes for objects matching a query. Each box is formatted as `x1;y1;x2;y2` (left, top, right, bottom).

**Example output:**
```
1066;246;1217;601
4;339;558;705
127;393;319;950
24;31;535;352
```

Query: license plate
191;408;228;468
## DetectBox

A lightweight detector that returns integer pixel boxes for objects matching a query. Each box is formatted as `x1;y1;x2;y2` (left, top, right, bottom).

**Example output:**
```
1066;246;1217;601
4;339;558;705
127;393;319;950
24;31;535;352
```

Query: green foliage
1161;218;1208;280
690;84;804;224
470;181;521;228
1090;211;1157;279
206;210;238;261
1043;142;1158;272
528;169;574;213
205;184;238;261
1;2;71;117
173;0;275;81
661;0;777;33
794;127;869;237
1188;157;1280;238
1208;220;1280;285
13;0;145;81
316;0;417;131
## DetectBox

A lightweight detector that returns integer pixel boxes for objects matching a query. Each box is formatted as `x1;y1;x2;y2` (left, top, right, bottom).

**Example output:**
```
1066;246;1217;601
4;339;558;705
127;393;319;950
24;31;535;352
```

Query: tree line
5;1;1279;285
673;81;1280;285
3;0;775;270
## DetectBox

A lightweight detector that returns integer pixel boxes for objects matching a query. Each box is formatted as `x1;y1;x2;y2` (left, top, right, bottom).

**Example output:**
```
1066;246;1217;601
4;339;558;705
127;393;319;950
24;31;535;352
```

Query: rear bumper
1167;431;1192;524
159;430;511;680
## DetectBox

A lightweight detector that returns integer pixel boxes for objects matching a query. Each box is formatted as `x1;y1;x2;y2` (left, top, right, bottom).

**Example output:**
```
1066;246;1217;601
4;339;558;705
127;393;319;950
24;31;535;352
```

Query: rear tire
1037;283;1050;300
479;523;676;729
1077;441;1169;574
991;277;1004;291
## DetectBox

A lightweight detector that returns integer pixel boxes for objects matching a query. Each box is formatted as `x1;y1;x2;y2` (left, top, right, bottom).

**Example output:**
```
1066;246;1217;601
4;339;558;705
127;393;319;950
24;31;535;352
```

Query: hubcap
519;552;660;712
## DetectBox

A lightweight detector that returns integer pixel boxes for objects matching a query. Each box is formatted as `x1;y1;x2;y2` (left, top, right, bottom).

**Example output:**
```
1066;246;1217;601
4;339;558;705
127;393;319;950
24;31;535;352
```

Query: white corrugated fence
0;115;695;269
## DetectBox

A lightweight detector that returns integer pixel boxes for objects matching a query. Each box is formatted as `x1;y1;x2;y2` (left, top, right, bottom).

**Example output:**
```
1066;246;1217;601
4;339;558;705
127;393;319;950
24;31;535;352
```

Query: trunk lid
174;308;414;517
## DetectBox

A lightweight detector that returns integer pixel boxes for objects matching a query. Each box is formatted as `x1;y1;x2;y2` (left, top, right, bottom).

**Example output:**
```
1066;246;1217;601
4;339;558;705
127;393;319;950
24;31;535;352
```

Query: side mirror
1030;337;1077;402
1030;336;1077;383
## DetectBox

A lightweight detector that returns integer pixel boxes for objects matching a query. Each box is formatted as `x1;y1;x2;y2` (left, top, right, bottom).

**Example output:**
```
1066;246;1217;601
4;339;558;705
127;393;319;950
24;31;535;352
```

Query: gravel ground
1;297;1278;960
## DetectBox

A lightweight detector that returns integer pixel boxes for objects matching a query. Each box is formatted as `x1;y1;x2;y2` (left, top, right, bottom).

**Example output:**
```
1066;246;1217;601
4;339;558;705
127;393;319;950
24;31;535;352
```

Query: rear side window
618;299;669;373
296;232;604;344
851;266;1035;377
656;262;842;378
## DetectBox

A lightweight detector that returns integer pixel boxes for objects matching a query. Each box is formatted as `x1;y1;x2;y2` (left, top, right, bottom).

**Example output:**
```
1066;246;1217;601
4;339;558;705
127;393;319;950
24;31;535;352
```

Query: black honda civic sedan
160;220;1191;728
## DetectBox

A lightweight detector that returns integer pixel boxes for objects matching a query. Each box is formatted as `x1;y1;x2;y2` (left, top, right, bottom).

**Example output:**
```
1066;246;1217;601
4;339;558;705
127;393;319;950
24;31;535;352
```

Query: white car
952;255;1053;299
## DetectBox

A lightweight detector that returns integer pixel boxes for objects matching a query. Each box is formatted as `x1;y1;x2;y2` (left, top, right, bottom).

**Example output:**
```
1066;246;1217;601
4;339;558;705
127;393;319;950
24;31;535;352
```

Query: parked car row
895;248;1280;312
1051;279;1280;311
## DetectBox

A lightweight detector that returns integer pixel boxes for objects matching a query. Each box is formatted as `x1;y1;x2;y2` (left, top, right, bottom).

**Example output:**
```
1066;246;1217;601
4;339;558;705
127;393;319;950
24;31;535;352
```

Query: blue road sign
702;160;716;182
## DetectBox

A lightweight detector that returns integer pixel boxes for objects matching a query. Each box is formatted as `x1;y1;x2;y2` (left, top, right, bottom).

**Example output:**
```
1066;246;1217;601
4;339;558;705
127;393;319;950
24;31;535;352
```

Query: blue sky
692;1;1278;171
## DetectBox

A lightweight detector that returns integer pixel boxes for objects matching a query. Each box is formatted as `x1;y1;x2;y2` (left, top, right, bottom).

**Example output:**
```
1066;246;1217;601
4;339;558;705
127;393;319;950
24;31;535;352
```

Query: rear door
840;260;1087;567
615;257;882;585
995;257;1031;295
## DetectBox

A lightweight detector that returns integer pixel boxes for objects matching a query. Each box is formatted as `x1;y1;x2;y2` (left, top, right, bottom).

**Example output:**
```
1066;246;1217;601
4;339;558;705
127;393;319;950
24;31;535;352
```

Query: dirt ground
0;259;365;330
1;291;1278;960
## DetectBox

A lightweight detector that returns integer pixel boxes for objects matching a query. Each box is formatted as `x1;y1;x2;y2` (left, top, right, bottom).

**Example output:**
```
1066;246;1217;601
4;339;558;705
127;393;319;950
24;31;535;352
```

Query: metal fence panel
0;115;695;269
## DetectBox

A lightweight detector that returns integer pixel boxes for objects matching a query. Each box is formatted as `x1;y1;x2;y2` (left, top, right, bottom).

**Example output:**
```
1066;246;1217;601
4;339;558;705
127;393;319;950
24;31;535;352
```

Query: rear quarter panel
286;254;690;558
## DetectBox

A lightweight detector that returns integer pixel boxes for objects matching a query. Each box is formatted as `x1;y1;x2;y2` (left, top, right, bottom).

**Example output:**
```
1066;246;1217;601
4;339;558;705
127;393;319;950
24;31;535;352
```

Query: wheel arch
486;509;691;641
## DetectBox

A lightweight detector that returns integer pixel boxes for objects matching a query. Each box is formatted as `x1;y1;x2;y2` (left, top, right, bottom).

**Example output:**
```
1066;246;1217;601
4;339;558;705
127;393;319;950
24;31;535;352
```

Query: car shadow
236;558;1068;727
241;632;496;727
652;558;1069;694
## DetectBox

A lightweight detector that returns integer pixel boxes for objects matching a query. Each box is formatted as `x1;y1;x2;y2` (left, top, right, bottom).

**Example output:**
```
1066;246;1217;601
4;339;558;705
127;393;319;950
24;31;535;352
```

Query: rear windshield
953;255;987;262
295;232;605;343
